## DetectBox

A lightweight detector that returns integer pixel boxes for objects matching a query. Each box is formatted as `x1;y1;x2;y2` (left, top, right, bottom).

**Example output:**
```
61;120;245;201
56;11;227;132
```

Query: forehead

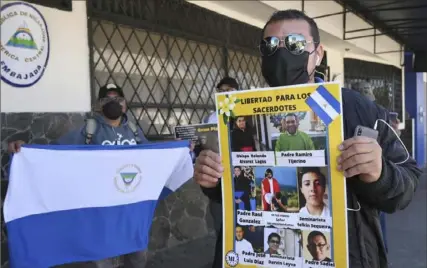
285;116;296;121
263;19;312;40
311;235;326;243
106;91;119;97
302;172;318;181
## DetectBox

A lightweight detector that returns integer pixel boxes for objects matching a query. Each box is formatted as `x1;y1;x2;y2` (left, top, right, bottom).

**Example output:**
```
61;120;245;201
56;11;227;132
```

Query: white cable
347;119;409;213
373;119;410;165
347;201;361;212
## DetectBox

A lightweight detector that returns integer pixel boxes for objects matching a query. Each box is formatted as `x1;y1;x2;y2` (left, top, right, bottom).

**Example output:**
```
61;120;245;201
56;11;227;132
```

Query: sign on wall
0;1;50;87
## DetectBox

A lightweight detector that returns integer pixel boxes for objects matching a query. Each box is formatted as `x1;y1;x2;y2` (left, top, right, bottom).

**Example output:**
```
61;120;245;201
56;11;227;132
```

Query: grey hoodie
55;114;148;145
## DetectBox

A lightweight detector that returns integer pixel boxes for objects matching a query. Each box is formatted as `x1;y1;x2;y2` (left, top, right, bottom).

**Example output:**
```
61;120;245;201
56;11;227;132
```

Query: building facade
1;0;425;267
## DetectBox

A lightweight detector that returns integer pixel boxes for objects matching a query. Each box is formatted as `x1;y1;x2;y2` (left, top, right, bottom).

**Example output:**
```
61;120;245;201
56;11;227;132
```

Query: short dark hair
298;167;326;188
217;77;239;90
262;9;320;47
268;232;281;242
307;230;327;244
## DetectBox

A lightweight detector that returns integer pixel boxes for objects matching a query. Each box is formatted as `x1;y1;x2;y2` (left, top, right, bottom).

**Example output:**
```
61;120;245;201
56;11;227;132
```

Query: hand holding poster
216;82;347;268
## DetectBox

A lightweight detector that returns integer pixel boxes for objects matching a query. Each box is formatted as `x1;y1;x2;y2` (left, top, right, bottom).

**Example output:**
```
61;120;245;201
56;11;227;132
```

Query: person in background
231;116;256;152
199;76;241;258
194;9;421;268
351;81;376;102
203;77;239;124
7;84;148;268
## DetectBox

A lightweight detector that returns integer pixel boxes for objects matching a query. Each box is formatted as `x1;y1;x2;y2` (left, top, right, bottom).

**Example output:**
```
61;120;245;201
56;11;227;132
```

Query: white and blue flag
4;141;193;268
305;85;341;125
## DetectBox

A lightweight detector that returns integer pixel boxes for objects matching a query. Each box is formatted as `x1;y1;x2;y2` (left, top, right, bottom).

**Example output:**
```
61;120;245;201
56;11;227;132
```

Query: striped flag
305;85;341;125
4;141;193;268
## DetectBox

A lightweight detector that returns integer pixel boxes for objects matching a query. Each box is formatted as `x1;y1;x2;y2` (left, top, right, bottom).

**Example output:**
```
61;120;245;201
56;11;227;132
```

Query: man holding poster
194;9;421;268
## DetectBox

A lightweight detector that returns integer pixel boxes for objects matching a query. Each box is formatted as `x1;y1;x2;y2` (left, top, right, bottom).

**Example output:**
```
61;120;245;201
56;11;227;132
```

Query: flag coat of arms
4;141;193;268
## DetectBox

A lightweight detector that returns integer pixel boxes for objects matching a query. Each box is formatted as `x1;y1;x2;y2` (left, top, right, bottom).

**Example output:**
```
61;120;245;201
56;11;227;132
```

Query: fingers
198;149;222;164
338;152;375;172
193;150;223;188
338;143;374;164
343;162;376;178
8;140;25;153
339;136;376;150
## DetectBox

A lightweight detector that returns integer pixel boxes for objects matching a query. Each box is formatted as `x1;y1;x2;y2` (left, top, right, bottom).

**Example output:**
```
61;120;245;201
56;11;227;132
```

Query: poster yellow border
215;82;348;268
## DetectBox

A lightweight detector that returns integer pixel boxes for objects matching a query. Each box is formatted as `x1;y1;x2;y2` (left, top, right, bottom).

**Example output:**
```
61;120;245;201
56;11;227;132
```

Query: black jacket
201;88;422;268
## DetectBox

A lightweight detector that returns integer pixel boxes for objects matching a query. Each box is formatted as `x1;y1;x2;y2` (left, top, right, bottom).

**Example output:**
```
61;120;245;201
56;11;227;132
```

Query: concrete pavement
386;168;427;268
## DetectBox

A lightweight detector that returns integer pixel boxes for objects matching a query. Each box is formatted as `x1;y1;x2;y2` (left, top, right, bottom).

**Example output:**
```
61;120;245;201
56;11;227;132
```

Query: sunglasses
269;239;280;244
99;96;125;105
259;34;318;56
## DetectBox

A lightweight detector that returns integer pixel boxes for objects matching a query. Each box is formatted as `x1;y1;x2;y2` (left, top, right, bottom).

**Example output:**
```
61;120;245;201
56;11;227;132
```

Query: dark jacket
201;88;422;268
231;127;256;152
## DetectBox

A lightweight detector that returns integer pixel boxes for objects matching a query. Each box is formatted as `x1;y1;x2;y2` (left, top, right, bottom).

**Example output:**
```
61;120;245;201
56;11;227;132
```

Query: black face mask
261;47;311;87
102;100;123;120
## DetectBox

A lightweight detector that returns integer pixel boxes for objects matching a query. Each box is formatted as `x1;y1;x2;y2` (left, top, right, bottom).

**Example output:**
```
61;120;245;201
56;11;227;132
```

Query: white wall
0;1;91;113
187;1;402;68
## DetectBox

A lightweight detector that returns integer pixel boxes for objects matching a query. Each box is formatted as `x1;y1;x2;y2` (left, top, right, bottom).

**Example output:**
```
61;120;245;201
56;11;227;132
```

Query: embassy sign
0;2;50;87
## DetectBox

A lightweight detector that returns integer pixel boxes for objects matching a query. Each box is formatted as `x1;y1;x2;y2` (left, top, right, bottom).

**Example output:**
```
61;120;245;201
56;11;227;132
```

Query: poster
216;82;347;268
174;123;219;163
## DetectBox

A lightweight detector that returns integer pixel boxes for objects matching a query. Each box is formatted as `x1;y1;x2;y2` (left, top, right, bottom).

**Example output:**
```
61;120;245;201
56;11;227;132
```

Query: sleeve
305;134;315;150
137;129;150;143
348;104;422;213
231;130;238;151
274;136;281;152
200;183;222;203
52;127;86;145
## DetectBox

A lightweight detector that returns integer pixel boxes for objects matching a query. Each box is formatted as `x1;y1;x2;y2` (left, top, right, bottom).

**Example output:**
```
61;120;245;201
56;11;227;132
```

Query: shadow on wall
0;112;215;268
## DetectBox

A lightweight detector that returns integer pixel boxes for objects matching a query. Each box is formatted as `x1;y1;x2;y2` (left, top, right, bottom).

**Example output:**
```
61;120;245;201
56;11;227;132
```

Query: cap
98;83;125;100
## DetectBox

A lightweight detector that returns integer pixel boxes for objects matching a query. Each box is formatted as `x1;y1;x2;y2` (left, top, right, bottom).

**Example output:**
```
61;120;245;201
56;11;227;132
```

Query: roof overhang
336;0;427;53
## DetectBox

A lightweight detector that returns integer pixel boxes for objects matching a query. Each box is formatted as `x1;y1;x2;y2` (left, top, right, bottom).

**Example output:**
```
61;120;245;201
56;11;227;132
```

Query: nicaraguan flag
4;141;193;268
305;85;341;125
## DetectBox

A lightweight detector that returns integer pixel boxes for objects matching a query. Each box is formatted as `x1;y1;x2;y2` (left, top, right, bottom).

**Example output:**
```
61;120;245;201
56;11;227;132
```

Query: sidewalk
386;167;427;267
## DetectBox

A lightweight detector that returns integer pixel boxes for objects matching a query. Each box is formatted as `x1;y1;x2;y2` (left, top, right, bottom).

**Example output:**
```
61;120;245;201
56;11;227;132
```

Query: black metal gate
87;0;266;140
344;58;403;119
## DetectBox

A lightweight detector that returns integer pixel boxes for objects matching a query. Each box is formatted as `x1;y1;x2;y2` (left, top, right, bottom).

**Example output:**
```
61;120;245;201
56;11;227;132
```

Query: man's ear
315;44;325;66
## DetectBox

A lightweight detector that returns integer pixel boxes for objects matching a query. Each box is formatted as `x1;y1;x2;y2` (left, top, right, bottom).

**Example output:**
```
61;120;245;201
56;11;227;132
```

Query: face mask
102;100;123;120
261;47;311;87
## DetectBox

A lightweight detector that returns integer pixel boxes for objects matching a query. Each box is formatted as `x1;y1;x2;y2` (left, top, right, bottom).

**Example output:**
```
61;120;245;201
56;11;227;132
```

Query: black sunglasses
259;34;318;56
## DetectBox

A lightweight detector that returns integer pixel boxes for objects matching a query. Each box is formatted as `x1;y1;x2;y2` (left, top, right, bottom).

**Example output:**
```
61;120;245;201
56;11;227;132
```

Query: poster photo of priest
230;116;257;152
297;167;331;217
234;166;256;211
302;230;333;263
253;167;299;212
267;112;327;154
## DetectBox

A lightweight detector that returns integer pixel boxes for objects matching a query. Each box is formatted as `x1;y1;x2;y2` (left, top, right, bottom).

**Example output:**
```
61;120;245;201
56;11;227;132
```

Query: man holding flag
8;84;152;267
194;9;421;268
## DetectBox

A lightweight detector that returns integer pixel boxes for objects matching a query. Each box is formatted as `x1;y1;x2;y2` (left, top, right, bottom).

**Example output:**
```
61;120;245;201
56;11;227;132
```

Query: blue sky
254;166;297;187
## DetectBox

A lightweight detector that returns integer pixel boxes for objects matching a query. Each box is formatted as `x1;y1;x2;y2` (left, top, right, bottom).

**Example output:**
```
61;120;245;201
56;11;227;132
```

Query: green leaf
222;114;228;125
235;98;241;103
217;108;221;115
230;110;236;118
225;94;229;98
